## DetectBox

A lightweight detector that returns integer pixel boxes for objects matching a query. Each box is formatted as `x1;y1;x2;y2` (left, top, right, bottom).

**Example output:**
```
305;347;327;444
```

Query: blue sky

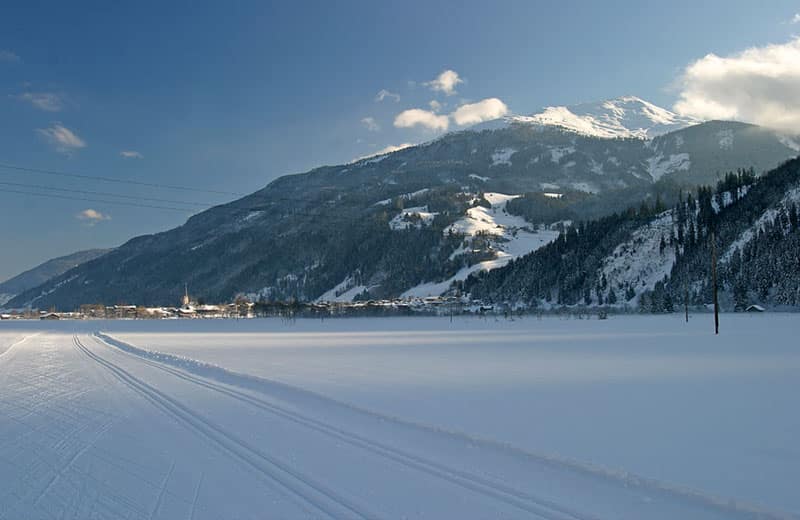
1;0;799;281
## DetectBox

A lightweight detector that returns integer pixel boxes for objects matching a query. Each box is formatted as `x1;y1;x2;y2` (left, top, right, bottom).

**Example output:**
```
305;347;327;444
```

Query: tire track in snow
91;334;593;520
72;336;378;520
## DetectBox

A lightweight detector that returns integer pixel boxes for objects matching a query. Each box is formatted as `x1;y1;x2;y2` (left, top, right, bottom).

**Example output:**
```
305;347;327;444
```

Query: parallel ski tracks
72;335;378;520
86;333;599;520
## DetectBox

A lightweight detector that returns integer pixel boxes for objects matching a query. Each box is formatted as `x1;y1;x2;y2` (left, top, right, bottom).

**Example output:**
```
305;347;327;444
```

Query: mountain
0;249;111;306
465;157;800;311
496;96;702;139
7;97;799;310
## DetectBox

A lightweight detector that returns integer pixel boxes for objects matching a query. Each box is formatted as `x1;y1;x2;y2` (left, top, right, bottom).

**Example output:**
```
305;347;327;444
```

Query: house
177;307;197;318
195;304;224;318
745;304;765;313
40;312;60;320
109;305;137;319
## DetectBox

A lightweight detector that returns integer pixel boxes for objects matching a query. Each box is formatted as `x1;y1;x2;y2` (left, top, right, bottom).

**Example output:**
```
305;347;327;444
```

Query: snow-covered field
1;315;798;519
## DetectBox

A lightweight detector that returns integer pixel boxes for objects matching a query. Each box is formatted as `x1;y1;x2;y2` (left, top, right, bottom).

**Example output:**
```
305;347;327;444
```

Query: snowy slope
389;206;439;230
483;96;701;139
599;211;677;305
317;275;371;302
646;152;691;181
722;186;800;263
402;193;561;298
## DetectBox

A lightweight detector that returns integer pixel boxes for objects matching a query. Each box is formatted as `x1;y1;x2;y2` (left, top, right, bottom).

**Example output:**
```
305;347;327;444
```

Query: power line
0;181;212;207
0;187;194;212
0;162;402;222
0;162;247;197
0;187;363;222
0;186;397;231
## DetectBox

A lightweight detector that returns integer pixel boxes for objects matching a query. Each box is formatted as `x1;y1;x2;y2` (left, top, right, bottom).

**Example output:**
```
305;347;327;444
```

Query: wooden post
711;231;719;334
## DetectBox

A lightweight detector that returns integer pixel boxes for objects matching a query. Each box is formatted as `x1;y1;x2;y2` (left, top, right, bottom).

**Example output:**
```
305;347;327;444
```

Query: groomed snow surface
1;315;799;519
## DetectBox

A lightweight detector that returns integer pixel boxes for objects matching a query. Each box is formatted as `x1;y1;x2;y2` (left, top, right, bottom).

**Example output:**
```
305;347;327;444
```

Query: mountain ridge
6;97;799;310
0;249;111;306
473;96;702;139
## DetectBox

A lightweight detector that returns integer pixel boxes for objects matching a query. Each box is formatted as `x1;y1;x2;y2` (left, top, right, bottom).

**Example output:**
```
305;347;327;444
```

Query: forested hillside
465;158;800;311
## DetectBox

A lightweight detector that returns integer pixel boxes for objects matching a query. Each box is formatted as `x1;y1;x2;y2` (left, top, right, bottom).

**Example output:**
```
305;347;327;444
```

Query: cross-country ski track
0;328;796;519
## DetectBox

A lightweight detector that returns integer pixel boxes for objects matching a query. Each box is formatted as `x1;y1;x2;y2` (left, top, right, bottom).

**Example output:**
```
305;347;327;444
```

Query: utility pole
684;280;689;323
711;232;719;334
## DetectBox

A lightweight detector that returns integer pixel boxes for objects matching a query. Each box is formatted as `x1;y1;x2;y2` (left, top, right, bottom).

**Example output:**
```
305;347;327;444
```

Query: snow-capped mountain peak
499;96;702;139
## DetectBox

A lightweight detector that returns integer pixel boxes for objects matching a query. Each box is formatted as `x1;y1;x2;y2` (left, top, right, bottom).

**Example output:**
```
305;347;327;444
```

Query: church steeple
182;283;190;307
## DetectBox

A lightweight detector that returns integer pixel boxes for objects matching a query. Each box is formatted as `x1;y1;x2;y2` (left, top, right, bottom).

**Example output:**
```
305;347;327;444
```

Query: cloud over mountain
451;98;509;126
674;37;800;133
394;108;450;131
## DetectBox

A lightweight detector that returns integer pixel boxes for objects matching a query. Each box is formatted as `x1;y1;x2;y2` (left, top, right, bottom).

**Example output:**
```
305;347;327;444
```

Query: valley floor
0;315;798;519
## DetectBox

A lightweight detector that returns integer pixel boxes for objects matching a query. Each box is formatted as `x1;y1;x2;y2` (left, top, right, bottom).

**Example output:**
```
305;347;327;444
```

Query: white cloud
36;123;86;154
674;37;800;133
76;208;110;225
375;89;400;102
361;117;380;132
429;100;442;112
0;50;20;63
120;150;143;159
791;13;800;24
354;143;414;162
394;108;450;131
451;98;509;126
393;97;510;133
18;92;63;112
425;69;463;96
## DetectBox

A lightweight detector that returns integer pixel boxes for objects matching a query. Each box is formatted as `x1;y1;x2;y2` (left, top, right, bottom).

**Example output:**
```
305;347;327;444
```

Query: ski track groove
149;461;175;520
89;334;595;520
0;333;39;363
72;335;378;520
32;418;115;508
0;361;136;518
189;472;204;520
95;332;800;520
0;413;151;519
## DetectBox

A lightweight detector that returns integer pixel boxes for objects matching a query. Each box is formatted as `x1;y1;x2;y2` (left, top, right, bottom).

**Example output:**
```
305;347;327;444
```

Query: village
0;287;478;321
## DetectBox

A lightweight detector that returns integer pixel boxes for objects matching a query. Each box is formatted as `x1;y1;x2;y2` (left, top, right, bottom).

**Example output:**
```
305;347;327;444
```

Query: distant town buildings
0;285;772;321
